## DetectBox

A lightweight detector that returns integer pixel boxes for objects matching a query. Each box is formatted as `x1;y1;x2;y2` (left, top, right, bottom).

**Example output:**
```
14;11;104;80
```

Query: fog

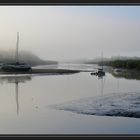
0;6;140;61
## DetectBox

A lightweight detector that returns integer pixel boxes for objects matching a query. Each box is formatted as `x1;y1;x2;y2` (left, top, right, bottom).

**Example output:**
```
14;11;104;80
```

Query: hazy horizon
0;6;140;61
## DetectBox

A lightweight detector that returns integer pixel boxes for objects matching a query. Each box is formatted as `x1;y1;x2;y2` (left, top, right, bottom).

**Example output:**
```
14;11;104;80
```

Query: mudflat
0;68;80;74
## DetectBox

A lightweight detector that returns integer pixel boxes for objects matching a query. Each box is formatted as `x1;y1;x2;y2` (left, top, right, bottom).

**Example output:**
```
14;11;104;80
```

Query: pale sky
0;6;140;61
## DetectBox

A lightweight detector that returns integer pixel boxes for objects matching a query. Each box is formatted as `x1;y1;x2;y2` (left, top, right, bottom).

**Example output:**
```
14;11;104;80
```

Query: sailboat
91;52;105;77
96;52;105;77
1;32;31;72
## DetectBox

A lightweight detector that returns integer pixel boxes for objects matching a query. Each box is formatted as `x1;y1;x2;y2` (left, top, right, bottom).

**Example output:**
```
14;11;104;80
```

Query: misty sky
0;6;140;61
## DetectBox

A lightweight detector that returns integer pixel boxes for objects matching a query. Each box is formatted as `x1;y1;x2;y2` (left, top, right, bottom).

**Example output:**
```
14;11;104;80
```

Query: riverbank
0;68;80;75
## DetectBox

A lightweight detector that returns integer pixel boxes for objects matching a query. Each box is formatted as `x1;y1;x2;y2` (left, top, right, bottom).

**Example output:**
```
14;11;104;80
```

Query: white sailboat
1;32;31;72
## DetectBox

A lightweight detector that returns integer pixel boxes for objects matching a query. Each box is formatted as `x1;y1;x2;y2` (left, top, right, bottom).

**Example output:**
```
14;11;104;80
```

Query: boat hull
1;64;31;72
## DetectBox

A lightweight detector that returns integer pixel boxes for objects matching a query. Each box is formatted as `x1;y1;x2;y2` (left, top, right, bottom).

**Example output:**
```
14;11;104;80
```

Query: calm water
0;63;140;134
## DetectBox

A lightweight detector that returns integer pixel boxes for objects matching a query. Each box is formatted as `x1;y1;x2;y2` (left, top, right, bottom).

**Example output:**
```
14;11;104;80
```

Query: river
0;63;140;134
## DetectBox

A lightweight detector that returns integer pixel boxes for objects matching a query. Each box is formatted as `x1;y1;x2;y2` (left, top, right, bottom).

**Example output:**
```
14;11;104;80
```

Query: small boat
1;32;31;72
91;68;105;77
91;52;105;77
97;68;105;76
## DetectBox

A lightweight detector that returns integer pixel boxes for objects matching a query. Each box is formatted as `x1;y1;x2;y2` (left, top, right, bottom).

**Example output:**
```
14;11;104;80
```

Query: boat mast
16;32;19;63
101;51;103;70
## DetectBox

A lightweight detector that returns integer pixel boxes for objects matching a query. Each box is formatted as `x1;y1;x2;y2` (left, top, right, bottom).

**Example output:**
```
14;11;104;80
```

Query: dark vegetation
0;50;57;66
83;56;140;70
98;60;140;70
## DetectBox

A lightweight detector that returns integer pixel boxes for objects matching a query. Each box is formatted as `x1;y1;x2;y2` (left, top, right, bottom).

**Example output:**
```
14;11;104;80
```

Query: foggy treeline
81;56;140;70
0;50;57;66
79;56;140;64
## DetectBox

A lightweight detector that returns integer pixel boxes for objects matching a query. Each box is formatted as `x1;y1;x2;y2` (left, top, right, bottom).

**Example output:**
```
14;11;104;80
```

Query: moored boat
1;32;31;72
1;62;31;72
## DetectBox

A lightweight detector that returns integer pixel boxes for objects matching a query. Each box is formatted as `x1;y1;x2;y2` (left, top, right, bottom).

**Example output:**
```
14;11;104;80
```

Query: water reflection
15;81;19;115
0;75;32;84
100;76;106;97
110;70;140;80
116;78;120;92
0;75;32;116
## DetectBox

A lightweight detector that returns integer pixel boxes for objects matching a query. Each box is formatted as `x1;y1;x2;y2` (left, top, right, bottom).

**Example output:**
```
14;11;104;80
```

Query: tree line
0;50;57;66
98;59;140;70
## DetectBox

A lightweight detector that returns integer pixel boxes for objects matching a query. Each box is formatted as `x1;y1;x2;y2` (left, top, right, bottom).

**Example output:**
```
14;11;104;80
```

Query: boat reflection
15;81;19;115
0;74;32;84
0;74;32;116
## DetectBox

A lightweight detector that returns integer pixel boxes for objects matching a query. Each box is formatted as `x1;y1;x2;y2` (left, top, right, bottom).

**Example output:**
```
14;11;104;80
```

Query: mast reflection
100;76;106;97
0;74;32;115
15;81;19;115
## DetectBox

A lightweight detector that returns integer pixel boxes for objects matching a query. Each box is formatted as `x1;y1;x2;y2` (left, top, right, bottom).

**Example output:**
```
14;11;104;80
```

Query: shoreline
0;68;80;75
